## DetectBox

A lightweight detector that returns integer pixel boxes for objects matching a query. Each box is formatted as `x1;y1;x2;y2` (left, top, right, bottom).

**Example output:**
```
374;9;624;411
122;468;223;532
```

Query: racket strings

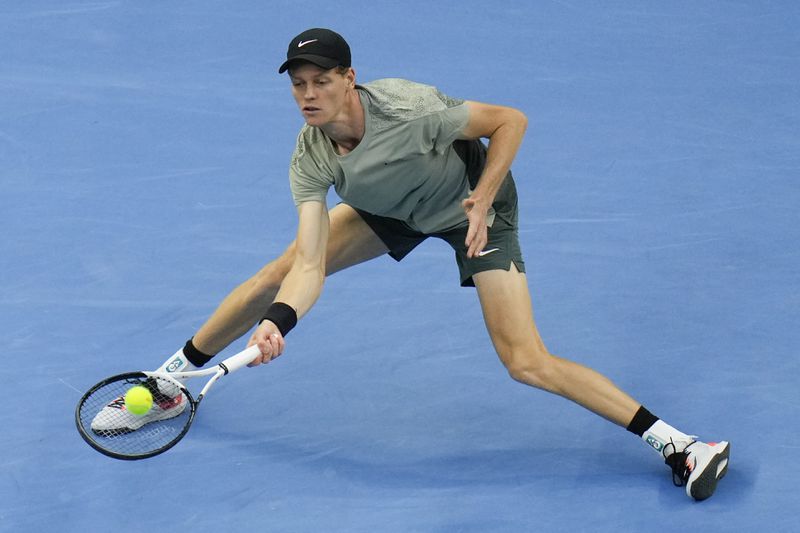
76;374;193;459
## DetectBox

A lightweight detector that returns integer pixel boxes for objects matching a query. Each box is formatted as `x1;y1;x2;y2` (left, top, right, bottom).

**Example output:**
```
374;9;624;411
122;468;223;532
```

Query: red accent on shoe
157;394;184;410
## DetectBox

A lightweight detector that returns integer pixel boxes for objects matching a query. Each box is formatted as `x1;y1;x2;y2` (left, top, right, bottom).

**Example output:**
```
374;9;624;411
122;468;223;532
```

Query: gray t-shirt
289;78;476;233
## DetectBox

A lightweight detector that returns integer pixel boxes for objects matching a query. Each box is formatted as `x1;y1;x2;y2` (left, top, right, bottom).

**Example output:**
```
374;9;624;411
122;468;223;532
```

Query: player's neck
322;90;364;155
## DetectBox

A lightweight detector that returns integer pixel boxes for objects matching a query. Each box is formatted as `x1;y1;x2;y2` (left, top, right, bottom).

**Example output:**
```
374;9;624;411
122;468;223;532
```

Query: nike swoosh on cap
298;39;318;47
477;248;501;257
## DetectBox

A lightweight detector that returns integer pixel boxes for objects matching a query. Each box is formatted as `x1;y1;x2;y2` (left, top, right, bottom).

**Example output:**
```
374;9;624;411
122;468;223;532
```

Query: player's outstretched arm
247;200;330;365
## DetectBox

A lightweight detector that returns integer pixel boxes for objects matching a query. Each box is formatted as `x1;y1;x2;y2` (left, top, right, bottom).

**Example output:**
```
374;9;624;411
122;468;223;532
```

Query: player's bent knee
503;349;558;391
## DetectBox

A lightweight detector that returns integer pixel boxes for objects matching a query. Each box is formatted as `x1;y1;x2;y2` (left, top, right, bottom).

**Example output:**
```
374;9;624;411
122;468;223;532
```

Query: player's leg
191;203;389;355
472;264;730;500
472;264;640;425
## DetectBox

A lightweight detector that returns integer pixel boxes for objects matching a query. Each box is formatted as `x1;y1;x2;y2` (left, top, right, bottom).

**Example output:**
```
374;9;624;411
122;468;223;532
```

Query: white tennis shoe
90;384;186;435
664;439;730;501
90;348;195;435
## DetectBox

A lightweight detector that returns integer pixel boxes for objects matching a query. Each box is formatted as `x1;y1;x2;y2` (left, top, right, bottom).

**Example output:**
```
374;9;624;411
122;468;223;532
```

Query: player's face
289;64;354;127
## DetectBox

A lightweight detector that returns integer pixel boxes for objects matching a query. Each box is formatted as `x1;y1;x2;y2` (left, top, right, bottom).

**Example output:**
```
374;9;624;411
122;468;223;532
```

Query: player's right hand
246;320;285;367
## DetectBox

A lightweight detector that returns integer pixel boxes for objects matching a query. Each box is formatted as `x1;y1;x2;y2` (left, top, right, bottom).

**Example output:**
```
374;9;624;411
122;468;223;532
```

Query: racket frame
75;345;261;460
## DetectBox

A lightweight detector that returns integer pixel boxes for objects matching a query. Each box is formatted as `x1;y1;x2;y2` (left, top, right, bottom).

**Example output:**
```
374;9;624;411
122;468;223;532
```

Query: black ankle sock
183;338;214;367
626;406;659;437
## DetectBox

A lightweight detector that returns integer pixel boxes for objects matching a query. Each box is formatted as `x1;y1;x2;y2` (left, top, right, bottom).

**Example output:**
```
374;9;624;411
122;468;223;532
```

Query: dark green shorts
351;173;525;287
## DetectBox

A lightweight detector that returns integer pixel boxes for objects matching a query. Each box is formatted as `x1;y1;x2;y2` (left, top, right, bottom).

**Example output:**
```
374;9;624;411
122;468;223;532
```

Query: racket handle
218;345;262;375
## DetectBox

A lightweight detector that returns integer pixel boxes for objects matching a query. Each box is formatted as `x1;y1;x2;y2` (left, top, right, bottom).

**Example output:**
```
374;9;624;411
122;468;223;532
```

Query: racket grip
218;345;262;374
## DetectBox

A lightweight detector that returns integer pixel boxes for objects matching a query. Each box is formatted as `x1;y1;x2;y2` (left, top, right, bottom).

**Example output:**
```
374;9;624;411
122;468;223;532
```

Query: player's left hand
462;196;490;258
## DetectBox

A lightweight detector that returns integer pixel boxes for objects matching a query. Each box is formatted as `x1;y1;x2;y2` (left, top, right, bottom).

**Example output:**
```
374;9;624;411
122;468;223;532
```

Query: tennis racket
75;344;261;460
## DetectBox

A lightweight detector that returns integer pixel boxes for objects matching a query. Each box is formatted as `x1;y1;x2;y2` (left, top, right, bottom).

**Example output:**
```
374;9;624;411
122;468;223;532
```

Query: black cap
278;28;351;74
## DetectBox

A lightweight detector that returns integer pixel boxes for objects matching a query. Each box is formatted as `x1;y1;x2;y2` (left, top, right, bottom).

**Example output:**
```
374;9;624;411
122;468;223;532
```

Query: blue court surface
2;1;798;532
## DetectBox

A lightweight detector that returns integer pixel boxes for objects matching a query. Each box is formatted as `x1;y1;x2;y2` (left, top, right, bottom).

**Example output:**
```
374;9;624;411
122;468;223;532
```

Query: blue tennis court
2;1;798;531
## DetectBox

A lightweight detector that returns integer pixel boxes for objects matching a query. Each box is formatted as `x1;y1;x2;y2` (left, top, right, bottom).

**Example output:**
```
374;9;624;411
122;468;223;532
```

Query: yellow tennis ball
125;385;154;416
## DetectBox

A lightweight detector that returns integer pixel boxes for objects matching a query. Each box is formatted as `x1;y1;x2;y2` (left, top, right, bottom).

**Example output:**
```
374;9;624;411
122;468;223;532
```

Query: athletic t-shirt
289;78;482;233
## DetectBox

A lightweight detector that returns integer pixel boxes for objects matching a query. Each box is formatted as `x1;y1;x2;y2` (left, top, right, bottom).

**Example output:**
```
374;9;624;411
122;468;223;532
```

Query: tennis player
97;28;729;500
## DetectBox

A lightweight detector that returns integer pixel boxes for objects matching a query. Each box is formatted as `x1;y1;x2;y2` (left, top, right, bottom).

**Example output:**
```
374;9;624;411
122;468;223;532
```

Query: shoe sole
688;441;730;501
